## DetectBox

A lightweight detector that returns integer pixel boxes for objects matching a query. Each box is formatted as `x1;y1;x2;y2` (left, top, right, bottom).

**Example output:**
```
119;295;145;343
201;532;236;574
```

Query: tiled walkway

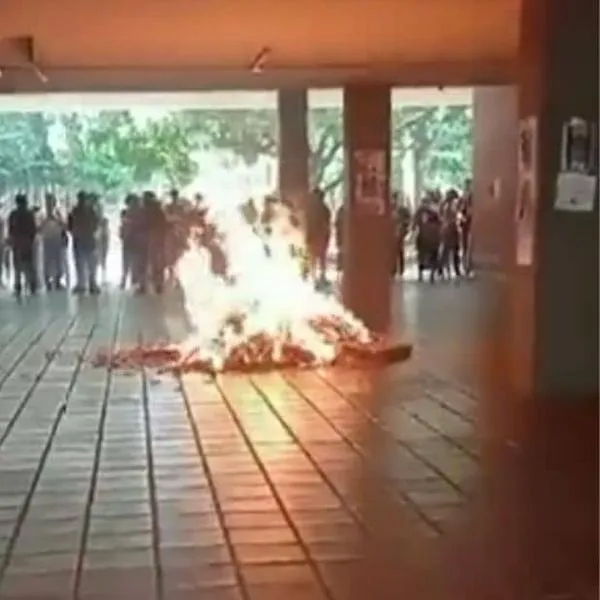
0;281;596;600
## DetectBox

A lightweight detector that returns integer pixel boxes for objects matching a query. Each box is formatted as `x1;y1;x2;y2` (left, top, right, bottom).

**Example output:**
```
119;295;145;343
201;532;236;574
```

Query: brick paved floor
0;281;596;600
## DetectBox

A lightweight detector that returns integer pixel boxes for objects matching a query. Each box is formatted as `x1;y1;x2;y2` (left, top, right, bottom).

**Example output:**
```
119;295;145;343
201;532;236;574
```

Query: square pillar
510;0;599;399
277;89;309;211
342;84;393;333
472;86;518;272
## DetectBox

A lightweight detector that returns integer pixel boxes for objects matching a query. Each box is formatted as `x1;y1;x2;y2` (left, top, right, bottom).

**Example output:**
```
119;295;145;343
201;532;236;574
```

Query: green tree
57;110;199;194
180;108;346;195
0;112;62;197
391;105;473;198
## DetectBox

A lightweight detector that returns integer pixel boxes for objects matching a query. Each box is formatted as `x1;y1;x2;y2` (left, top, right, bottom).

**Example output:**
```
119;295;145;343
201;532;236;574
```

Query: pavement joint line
0;311;100;591
246;373;370;536
279;371;444;535
0;323;28;357
423;388;476;424
139;329;164;600
309;369;474;495
0;314;61;383
213;374;338;600
71;299;123;600
315;369;479;465
398;403;479;461
177;374;252;600
0;314;79;451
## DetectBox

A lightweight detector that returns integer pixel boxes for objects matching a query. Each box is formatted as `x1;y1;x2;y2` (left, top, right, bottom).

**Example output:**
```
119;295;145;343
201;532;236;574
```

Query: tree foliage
0;102;472;204
0;112;60;195
0;110;198;199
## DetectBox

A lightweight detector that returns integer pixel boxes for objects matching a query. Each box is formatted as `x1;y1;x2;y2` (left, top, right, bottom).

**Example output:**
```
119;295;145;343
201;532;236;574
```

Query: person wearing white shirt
40;194;67;291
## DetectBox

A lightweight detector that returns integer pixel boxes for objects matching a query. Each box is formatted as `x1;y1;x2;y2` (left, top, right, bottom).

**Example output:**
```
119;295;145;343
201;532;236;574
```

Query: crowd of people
0;180;473;301
0;191;110;298
406;183;473;283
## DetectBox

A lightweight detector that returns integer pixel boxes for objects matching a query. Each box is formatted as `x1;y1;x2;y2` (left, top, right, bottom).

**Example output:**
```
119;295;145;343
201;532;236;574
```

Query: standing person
119;194;139;290
135;191;168;295
97;213;110;285
7;194;38;299
304;188;331;286
68;191;100;295
438;198;462;280
334;203;345;279
40;193;67;291
414;200;441;283
459;179;473;275
164;188;185;285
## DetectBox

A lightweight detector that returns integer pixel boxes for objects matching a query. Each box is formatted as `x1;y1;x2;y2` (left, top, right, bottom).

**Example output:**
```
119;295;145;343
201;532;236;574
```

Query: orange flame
174;196;372;372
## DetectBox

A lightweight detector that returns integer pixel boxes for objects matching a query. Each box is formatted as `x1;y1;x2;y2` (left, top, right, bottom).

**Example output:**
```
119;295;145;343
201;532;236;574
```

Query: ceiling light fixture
250;46;271;74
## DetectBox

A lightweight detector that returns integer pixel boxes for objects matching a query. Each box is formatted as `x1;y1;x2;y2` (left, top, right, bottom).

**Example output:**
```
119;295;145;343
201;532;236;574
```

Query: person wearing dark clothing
334;204;345;275
8;194;38;298
241;198;259;228
304;188;331;285
439;204;462;279
135;192;168;295
458;183;473;274
0;210;7;287
68;191;100;294
414;203;441;283
119;194;139;289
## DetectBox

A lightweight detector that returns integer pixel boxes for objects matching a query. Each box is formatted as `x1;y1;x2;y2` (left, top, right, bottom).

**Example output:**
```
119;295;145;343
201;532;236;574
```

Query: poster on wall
515;116;538;266
353;149;387;216
554;117;598;212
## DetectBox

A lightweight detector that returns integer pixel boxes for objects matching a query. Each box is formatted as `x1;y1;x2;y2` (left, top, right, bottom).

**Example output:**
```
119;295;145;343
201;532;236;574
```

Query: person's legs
120;244;130;289
397;240;405;278
25;248;37;295
151;252;165;294
87;246;99;293
55;243;65;289
438;245;449;279
43;239;55;290
461;231;472;274
134;245;149;294
0;242;5;287
451;246;462;278
12;248;23;297
72;241;86;292
429;247;439;283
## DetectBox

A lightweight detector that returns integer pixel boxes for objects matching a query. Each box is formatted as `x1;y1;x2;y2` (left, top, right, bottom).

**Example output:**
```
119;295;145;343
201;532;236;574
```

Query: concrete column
277;89;309;210
472;86;518;272
509;0;599;399
342;84;393;333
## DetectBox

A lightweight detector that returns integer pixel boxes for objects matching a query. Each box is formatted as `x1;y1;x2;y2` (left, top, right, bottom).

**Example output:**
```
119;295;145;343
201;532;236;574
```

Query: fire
95;194;411;375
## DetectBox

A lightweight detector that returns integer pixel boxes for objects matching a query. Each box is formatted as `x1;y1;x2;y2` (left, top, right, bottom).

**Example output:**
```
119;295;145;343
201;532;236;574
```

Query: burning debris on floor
94;194;412;375
93;331;412;376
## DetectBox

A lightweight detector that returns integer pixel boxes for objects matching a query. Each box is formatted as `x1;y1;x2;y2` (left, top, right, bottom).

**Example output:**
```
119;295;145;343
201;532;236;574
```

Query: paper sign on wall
515;116;538;266
554;117;598;212
353;149;387;216
555;172;597;212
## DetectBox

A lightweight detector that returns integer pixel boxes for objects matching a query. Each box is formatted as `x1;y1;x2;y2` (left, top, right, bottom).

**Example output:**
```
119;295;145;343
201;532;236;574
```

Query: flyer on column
353;149;386;216
554;117;598;212
515;116;538;266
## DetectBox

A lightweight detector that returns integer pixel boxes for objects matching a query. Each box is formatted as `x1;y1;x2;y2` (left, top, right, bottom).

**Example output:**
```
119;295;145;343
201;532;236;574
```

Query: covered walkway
0;283;595;600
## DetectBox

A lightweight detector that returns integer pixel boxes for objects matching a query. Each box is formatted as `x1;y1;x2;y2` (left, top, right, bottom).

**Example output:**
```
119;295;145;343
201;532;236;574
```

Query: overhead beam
0;59;516;94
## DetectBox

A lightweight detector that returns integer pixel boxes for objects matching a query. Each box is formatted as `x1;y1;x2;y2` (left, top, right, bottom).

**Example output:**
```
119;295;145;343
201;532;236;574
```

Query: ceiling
0;0;520;92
